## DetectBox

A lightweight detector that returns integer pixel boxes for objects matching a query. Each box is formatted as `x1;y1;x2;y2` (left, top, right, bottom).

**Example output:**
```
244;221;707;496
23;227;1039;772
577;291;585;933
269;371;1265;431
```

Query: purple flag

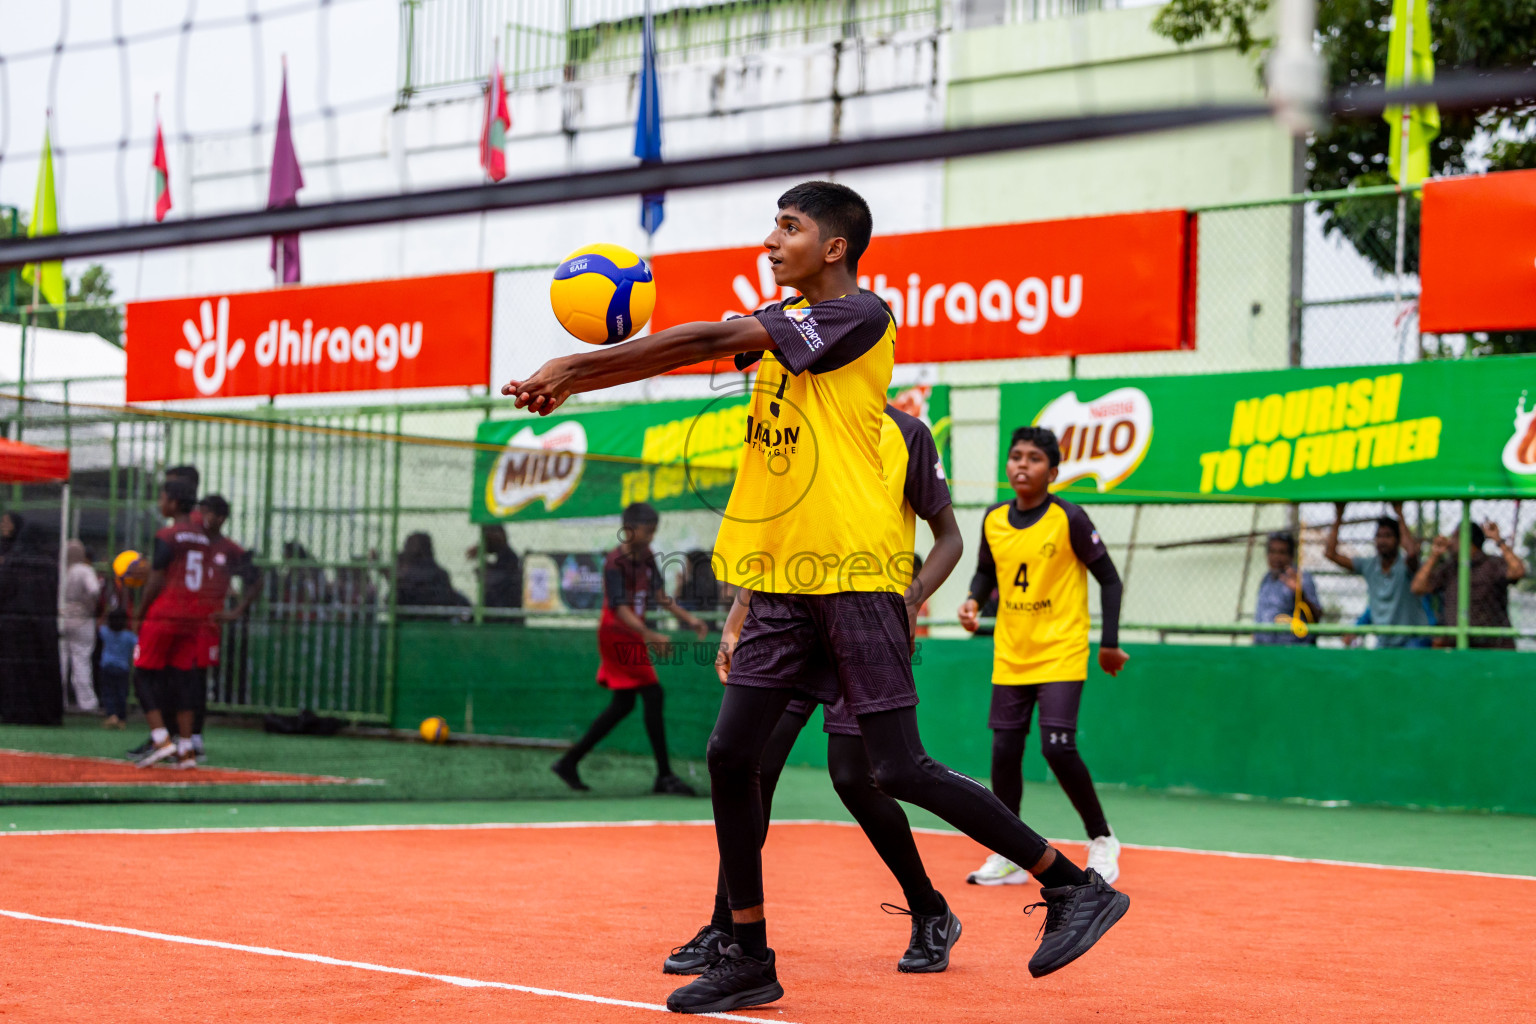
268;64;304;284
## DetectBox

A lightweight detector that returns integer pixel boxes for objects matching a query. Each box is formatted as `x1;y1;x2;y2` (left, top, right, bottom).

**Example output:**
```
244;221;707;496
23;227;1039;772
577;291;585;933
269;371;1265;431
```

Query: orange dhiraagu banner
125;272;494;402
1421;170;1536;333
650;209;1195;372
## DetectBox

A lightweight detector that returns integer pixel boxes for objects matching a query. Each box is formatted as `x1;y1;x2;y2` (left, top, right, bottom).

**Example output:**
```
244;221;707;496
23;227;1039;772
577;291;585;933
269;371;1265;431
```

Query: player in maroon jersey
132;478;212;769
188;494;261;763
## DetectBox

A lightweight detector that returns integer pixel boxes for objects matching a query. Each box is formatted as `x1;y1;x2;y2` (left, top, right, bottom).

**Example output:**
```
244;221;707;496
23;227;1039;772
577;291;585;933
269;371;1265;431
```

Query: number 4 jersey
974;496;1108;685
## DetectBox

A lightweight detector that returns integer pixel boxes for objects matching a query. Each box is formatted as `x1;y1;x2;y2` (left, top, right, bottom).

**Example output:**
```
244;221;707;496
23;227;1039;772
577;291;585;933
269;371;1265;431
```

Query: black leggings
992;727;1110;840
708;686;1050;909
710;710;941;916
563;684;671;776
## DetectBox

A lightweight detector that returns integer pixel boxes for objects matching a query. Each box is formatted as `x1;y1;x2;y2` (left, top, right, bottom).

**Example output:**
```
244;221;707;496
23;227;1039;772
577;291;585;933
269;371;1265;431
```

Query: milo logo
485;421;588;516
1035;387;1153;493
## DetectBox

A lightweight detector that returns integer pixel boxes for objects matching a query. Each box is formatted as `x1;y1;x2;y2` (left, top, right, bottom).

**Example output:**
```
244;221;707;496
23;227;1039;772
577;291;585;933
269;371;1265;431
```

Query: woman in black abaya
0;521;65;725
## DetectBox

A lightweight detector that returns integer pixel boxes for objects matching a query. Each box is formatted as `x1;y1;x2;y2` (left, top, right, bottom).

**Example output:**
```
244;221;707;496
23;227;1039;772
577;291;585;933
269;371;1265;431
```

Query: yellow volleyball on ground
113;550;147;588
419;716;450;744
550;243;656;345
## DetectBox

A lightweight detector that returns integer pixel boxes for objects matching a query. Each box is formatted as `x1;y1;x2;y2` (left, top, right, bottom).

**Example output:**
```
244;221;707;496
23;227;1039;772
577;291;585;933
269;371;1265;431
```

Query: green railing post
1456;501;1472;651
383;407;404;725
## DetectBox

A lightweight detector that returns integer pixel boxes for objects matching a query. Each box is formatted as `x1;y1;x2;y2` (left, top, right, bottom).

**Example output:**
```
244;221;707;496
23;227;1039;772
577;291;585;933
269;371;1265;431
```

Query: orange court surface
2;821;1531;1023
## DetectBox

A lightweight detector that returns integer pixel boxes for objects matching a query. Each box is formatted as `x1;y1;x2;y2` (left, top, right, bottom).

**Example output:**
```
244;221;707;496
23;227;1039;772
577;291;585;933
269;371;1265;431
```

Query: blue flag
634;0;664;235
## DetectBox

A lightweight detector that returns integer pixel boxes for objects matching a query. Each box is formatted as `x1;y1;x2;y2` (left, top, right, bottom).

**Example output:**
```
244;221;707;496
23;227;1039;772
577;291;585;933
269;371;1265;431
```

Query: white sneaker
1085;830;1121;885
133;740;178;769
966;852;1029;886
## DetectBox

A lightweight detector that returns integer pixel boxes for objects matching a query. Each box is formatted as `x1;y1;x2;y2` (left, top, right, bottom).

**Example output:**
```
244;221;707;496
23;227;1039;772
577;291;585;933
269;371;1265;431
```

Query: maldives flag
152;121;172;221
479;59;510;182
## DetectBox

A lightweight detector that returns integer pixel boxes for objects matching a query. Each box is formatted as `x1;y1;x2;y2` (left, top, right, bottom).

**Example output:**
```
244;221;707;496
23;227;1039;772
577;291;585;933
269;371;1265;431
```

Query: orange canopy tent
0;438;70;484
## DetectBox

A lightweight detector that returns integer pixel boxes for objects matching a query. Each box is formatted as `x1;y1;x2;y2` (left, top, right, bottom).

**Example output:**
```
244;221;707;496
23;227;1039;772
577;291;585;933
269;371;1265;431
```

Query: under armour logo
1048;731;1070;745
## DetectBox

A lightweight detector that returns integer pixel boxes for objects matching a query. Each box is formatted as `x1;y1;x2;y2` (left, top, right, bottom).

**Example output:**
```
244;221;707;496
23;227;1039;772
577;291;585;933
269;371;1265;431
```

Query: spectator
1324;502;1428;648
395;532;471;612
469;525;523;621
1254;530;1322;645
673;549;723;612
0;511;21;564
59;539;103;711
97;607;136;729
1412;520;1526;650
0;522;64;724
277;541;330;608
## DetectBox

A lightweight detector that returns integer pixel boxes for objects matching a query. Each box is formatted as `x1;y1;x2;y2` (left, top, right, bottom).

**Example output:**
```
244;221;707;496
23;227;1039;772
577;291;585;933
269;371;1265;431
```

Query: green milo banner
997;357;1536;503
473;384;951;522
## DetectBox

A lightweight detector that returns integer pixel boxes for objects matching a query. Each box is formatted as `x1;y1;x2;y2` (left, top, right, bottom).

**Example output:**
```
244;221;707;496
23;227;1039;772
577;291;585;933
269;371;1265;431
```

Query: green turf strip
3;719;1533;876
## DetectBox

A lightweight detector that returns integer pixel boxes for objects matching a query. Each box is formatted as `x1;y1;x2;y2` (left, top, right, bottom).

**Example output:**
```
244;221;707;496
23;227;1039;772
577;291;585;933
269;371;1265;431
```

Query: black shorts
988;680;1085;732
730;591;916;718
139;668;205;717
784;695;862;737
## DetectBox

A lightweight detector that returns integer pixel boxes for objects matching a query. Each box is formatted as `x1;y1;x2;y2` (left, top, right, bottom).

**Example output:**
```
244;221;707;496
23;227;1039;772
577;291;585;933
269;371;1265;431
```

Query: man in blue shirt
1254;530;1321;645
1324;502;1428;648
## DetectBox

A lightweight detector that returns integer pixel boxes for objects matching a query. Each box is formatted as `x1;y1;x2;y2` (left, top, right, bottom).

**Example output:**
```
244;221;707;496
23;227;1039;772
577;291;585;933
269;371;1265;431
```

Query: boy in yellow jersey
959;426;1129;885
503;182;1128;1013
665;402;964;977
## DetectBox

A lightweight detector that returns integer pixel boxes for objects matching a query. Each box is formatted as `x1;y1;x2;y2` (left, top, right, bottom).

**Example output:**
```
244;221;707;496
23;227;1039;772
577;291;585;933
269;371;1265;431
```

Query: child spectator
98;608;136;729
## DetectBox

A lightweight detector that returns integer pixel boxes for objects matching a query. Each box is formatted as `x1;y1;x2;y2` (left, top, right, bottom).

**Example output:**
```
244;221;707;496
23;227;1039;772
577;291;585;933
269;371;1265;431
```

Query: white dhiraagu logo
1501;390;1536;476
1035;387;1153;493
485;421;588;517
720;251;1084;336
174;298;246;396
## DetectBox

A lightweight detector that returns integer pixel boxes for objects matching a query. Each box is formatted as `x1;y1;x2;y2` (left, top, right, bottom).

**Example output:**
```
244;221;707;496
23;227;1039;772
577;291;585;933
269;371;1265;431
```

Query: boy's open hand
1098;646;1130;677
501;356;577;415
958;597;981;633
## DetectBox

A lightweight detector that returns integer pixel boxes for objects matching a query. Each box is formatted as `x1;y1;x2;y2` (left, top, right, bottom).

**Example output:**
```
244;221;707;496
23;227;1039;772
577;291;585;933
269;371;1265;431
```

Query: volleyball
419;716;450;744
113;550;147;588
550;243;656;345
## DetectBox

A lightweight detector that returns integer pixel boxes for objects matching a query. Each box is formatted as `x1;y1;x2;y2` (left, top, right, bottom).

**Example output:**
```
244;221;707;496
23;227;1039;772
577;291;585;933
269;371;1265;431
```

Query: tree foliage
1152;0;1536;353
2;207;123;346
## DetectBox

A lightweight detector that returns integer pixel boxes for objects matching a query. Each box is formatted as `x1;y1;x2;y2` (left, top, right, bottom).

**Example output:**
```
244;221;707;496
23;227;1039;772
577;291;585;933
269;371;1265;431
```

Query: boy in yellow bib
959;426;1129;886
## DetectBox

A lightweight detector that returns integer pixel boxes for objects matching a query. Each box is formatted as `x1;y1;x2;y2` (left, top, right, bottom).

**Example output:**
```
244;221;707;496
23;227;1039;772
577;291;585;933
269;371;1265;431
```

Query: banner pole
1456;501;1471;651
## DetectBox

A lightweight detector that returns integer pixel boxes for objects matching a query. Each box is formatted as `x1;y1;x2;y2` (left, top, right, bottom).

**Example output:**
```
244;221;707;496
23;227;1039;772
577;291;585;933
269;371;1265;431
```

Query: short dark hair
166;464;200;490
1267;530;1297;556
1470;522;1486;550
200;493;231;518
622;502;660;529
1376;516;1400;536
162;478;196;513
1008;426;1062;468
107;607;129;631
777;181;873;273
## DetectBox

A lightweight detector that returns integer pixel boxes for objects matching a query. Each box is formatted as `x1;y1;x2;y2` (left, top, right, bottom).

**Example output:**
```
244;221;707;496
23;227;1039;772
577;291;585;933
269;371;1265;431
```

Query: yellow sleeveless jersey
979;496;1106;684
714;293;906;595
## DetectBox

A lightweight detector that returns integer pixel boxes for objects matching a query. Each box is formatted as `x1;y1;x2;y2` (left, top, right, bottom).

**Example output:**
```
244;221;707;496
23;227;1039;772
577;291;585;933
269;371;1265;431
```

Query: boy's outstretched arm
502;317;773;415
908;506;963;646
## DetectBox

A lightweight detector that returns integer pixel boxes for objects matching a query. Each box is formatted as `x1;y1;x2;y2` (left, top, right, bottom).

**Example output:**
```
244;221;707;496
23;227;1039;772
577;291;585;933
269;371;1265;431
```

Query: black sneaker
883;897;962;973
1025;868;1129;978
551;759;590;792
654;773;697;796
666;943;782;1014
127;736;154;757
662;924;732;975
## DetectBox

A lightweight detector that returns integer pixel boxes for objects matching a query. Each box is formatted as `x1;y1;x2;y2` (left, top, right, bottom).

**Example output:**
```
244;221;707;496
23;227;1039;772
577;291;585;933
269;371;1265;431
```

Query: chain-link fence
1;184;1528;733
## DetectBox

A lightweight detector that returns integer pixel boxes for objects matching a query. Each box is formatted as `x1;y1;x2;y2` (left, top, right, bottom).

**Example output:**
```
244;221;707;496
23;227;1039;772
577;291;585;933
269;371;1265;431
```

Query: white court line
0;908;798;1024
3;817;1532;882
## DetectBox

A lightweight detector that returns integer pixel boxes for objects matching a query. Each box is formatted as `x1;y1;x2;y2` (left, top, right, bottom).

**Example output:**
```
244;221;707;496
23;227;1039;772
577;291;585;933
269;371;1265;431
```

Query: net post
1456;502;1471;651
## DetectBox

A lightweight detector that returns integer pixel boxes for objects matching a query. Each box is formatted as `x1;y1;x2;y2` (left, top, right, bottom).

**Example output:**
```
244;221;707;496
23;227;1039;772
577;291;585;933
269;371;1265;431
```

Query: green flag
21;125;66;326
1382;0;1439;186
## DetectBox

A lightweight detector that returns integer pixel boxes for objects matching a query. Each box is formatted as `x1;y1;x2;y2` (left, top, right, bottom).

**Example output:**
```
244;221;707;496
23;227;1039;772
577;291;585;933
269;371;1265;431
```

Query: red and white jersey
198;534;255;618
143;521;212;628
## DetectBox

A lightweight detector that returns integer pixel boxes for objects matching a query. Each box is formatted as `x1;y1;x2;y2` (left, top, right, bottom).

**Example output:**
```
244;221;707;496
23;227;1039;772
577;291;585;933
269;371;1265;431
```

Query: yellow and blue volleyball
550;243;656;345
113;550;146;588
419;716;450;744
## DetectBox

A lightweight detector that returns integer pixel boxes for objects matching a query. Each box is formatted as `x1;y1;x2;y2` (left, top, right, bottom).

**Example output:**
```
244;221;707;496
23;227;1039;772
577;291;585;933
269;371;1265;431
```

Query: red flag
152;120;172;222
479;59;510;182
